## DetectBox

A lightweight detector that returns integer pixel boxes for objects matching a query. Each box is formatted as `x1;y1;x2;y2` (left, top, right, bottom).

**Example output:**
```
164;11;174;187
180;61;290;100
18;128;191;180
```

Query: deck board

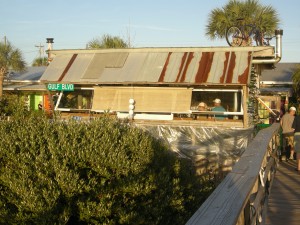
266;159;300;225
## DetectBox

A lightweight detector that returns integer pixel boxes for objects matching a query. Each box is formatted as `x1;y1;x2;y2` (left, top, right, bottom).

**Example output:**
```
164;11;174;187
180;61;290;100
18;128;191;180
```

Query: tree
87;34;129;49
32;57;48;67
0;41;26;97
206;0;280;42
292;65;300;103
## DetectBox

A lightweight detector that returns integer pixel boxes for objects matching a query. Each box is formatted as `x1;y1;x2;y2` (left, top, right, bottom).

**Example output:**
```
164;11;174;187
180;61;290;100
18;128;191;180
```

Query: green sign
47;83;74;91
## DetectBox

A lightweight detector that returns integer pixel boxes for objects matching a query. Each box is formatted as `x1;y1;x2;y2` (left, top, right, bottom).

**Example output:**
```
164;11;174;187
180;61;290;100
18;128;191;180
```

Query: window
55;90;93;111
190;89;244;120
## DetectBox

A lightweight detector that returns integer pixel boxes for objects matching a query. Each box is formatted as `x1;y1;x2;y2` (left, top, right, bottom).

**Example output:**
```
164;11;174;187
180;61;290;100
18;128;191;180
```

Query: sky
1;0;300;65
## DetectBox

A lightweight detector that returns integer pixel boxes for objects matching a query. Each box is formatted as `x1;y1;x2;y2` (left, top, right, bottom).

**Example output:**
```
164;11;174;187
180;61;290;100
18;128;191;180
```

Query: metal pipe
46;38;54;51
46;38;54;63
252;29;283;64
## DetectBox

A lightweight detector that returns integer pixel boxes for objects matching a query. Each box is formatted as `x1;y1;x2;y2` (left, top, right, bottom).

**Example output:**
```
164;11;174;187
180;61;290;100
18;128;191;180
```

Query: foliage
206;0;280;40
0;112;214;224
87;34;129;49
0;41;26;97
32;57;48;67
248;66;259;125
292;65;300;104
0;94;32;118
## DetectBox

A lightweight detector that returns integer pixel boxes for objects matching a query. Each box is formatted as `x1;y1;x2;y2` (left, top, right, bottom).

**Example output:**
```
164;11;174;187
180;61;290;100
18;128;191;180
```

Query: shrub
0;94;35;119
0;114;214;224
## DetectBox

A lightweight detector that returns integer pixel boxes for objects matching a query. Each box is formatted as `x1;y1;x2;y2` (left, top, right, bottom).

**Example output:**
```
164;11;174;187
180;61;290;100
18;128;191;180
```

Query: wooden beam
242;86;249;128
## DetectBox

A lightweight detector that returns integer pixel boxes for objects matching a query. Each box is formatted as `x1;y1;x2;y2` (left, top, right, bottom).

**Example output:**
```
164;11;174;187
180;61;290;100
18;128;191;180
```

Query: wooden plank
265;160;300;225
242;85;248;128
50;46;274;55
92;86;192;113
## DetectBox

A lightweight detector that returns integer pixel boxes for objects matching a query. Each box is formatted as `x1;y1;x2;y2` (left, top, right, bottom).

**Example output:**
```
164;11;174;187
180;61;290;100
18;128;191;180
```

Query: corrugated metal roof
260;87;292;94
261;63;300;82
8;66;47;81
40;48;253;85
41;54;73;81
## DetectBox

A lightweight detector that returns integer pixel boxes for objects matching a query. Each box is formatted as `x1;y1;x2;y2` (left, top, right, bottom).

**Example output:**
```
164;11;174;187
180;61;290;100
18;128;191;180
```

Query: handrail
189;110;244;116
186;123;281;225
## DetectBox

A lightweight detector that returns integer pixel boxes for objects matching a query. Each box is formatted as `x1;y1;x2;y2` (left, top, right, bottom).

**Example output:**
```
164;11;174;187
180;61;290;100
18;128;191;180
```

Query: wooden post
243;85;249;128
78;94;83;109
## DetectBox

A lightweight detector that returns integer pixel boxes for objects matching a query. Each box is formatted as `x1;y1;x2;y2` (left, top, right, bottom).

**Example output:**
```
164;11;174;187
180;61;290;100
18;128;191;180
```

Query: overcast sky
1;0;300;65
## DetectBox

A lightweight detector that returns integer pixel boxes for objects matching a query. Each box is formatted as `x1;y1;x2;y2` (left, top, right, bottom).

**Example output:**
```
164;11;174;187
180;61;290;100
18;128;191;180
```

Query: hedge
0;99;214;224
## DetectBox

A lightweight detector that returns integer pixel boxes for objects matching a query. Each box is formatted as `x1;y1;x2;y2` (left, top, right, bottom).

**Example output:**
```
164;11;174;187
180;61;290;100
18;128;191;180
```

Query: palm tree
206;0;280;44
32;57;48;66
0;41;26;97
87;34;129;49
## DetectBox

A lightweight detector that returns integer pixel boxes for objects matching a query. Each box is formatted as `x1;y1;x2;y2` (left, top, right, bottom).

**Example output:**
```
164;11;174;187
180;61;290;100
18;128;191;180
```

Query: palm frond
0;41;26;71
87;34;128;49
205;0;280;41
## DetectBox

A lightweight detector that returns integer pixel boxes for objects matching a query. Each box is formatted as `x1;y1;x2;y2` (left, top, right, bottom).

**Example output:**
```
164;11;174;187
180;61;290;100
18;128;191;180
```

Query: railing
186;123;281;225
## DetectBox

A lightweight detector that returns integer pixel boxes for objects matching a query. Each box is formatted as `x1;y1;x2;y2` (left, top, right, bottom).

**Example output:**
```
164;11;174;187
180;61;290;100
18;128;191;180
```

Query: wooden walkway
266;159;300;225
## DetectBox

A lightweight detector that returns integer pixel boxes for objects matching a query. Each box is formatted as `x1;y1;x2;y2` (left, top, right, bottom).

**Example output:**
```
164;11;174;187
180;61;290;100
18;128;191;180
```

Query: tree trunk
0;67;7;97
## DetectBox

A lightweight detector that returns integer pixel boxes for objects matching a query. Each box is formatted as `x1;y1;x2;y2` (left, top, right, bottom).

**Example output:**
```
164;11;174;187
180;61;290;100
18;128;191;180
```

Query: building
38;38;282;128
259;63;299;123
3;66;47;111
2;31;284;172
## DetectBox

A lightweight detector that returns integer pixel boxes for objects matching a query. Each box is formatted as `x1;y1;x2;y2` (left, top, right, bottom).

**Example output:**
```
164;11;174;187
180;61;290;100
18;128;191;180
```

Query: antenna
126;18;131;48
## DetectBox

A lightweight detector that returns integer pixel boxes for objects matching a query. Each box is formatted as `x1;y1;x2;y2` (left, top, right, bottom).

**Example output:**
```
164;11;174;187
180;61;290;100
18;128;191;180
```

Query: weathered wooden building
259;62;299;123
2;30;284;174
40;29;282;128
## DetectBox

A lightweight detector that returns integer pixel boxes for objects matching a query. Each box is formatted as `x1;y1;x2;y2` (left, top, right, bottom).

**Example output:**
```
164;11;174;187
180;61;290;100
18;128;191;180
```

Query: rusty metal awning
3;84;46;91
40;48;254;85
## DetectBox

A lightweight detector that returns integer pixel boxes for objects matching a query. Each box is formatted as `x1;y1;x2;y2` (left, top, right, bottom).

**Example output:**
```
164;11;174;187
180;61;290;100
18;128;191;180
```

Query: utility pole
35;43;44;58
35;43;45;65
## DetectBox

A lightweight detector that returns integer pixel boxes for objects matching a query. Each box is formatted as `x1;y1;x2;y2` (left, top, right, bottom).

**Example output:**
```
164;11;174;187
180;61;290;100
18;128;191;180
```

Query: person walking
292;110;300;171
281;106;296;160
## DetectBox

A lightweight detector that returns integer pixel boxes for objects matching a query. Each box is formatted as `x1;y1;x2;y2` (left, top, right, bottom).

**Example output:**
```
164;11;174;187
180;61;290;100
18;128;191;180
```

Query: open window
190;88;244;120
54;90;93;112
257;95;282;124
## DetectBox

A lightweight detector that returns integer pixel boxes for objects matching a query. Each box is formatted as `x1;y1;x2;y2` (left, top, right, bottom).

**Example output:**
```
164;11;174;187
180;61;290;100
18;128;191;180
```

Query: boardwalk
266;159;300;225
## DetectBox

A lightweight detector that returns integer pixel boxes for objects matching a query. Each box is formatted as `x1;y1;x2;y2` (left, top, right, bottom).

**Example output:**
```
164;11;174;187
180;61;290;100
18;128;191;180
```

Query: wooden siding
92;86;192;113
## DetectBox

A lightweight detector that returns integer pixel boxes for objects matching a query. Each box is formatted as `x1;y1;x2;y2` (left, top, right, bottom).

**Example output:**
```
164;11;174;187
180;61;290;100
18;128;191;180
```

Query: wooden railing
186;123;281;225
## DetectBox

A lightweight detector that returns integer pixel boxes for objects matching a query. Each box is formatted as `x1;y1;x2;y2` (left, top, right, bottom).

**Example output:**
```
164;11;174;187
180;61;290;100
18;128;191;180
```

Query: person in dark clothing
281;107;296;160
38;101;43;110
292;114;300;171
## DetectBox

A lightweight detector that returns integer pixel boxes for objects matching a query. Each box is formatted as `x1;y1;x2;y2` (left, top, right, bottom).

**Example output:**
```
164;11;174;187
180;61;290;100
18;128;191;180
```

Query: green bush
0;114;214;224
0;94;37;119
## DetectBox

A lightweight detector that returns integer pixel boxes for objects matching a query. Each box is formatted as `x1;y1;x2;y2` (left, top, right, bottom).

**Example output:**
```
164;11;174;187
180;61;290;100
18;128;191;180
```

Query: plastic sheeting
136;124;254;173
